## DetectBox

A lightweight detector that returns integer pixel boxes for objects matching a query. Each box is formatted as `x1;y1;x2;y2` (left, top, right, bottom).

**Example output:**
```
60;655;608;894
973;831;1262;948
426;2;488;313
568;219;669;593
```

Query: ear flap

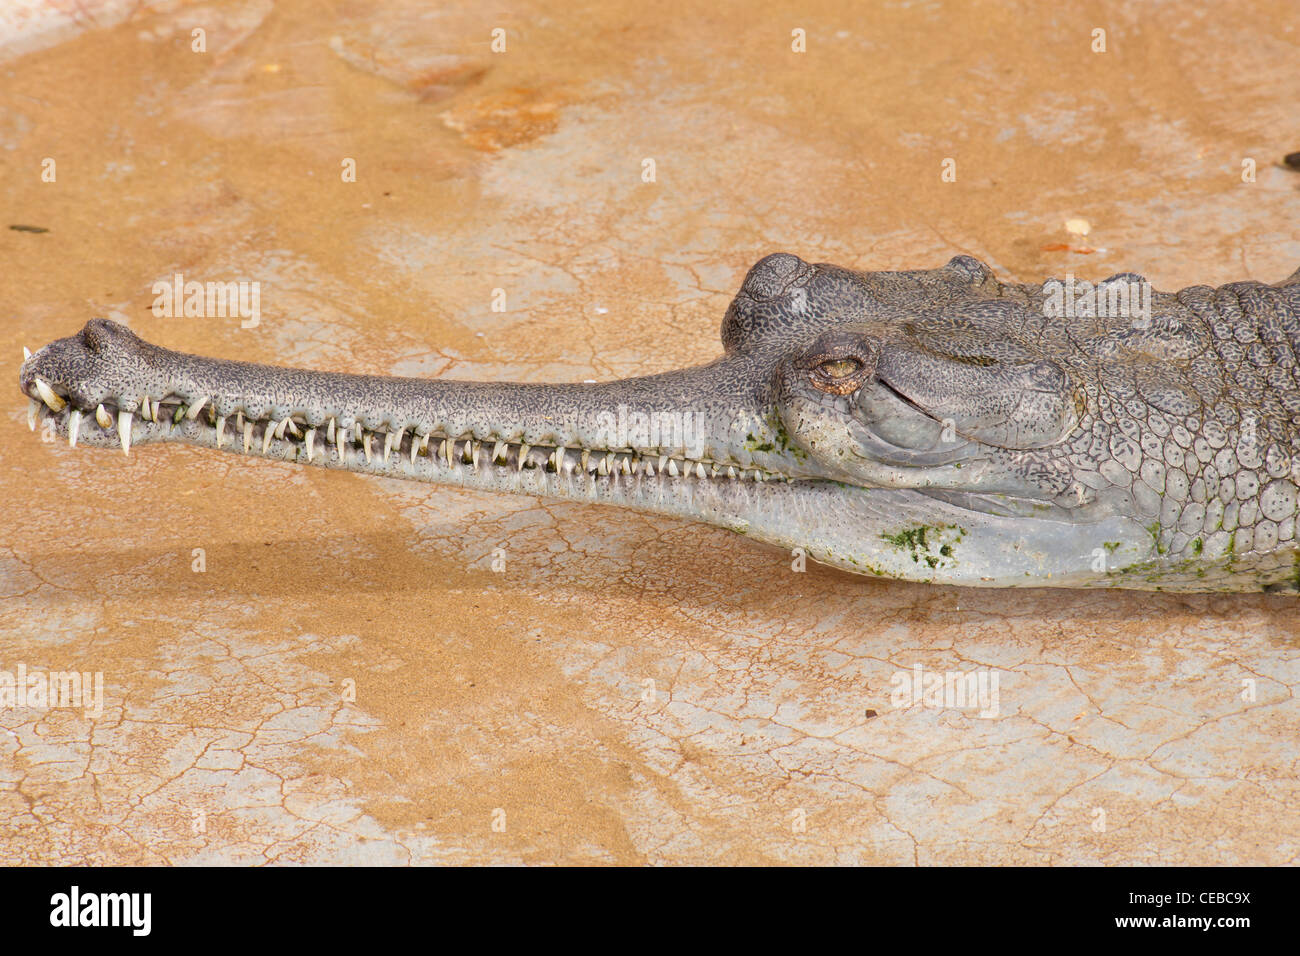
875;334;1080;450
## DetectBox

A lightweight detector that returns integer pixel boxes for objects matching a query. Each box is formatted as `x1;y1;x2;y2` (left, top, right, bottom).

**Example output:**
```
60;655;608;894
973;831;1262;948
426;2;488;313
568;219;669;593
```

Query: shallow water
1;0;1298;863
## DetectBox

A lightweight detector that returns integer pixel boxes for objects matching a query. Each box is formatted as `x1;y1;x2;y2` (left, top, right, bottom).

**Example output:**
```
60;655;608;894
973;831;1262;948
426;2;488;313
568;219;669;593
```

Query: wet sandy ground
1;0;1297;864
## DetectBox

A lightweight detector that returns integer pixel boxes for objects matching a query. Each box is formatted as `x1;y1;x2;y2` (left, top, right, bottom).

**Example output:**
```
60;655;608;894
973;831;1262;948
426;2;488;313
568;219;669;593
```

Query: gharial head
19;252;1300;591
726;253;1083;495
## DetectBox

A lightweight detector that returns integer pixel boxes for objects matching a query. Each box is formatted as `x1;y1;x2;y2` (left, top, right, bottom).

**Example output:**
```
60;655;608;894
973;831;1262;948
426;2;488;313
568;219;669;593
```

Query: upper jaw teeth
34;378;66;412
117;410;133;456
27;391;787;482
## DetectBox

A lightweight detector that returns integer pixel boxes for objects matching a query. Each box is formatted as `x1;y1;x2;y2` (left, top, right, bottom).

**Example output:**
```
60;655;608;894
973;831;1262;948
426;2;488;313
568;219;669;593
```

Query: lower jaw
26;397;806;522
27;400;1178;590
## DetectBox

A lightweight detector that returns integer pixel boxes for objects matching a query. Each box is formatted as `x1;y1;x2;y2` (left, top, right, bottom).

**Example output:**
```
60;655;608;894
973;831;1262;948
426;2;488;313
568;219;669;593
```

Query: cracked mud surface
1;0;1297;864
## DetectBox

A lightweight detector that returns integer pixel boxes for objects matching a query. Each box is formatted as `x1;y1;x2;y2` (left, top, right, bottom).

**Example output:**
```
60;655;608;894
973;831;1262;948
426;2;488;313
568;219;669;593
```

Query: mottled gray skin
19;254;1300;591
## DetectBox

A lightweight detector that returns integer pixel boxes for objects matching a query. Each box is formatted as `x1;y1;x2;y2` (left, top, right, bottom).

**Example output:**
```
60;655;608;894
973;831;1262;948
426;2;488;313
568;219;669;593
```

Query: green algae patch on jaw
769;414;807;461
744;412;807;461
1146;521;1168;555
880;524;966;570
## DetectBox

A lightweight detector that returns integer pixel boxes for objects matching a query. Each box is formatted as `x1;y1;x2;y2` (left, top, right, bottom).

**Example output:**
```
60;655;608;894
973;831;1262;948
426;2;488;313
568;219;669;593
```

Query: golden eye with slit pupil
818;358;861;379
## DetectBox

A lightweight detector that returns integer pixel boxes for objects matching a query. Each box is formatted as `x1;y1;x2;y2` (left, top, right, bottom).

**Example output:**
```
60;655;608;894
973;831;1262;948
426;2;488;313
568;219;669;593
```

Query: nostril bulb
81;323;109;354
80;317;138;355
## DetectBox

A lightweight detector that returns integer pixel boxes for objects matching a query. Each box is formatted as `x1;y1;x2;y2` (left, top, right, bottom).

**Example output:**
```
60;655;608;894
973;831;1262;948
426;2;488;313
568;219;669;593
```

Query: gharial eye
798;332;878;395
808;355;870;395
817;358;862;379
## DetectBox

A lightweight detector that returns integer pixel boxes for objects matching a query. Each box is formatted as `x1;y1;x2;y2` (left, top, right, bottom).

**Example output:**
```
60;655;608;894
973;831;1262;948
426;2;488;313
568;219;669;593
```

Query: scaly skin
19;253;1300;591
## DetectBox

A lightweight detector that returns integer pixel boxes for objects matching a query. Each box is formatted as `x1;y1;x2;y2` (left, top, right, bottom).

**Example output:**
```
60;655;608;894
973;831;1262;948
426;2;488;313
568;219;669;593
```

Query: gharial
19;253;1300;592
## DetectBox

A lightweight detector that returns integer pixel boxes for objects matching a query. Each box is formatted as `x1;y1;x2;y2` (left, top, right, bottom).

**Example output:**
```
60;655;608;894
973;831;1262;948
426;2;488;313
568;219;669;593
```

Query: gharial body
19;253;1300;592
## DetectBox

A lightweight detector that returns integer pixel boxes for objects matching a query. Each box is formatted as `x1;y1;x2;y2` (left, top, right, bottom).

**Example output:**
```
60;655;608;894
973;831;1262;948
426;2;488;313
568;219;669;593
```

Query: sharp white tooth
548;450;558;471
216;416;226;448
363;431;373;463
598;456;609;476
336;426;347;462
493;441;507;463
261;424;275;454
285;419;301;438
439;439;450;465
470;440;480;469
410;433;421;465
67;409;81;447
696;462;707;479
243;421;253;454
581;448;590;472
727;466;737;479
603;453;614;474
517;443;529;471
658;455;668;473
118;411;132;456
96;404;112;429
667;459;679;477
23;346;32;361
305;428;316;462
27;399;37;431
237;411;244;432
35;378;65;412
140;395;151;422
754;470;765;482
621;457;632;475
355;423;365;443
383;431;395;464
644;460;655;477
710;464;720;478
274;418;288;440
419;434;431;458
327;417;336;443
186;396;208;420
